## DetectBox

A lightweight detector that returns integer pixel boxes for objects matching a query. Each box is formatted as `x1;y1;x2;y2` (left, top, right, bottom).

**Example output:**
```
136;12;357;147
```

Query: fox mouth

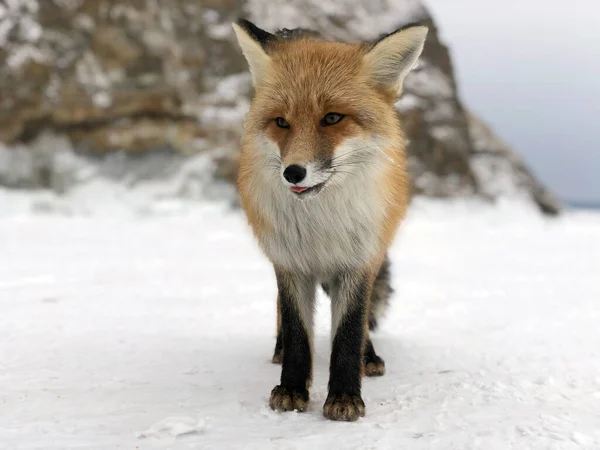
290;182;326;197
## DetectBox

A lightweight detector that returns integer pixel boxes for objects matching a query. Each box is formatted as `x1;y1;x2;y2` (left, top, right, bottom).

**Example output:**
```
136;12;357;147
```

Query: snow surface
1;199;600;449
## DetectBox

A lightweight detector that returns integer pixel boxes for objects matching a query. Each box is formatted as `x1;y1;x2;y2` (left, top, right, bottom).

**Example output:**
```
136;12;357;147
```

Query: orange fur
237;38;411;260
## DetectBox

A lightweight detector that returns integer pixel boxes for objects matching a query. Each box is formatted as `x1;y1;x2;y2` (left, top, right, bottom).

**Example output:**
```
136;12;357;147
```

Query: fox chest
258;193;383;274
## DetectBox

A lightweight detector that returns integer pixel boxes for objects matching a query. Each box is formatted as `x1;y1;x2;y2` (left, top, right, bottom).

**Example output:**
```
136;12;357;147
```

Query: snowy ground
1;199;599;449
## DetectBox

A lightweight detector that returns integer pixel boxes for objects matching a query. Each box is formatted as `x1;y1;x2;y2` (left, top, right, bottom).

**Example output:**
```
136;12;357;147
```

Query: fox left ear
232;19;275;87
364;24;429;96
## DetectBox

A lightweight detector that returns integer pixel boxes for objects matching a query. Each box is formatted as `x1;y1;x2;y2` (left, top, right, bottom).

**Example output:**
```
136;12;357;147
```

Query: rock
467;111;562;215
0;0;561;215
0;0;244;150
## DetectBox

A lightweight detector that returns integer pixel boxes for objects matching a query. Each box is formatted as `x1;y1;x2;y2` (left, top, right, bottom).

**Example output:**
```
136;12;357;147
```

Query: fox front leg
324;270;372;421
269;268;316;413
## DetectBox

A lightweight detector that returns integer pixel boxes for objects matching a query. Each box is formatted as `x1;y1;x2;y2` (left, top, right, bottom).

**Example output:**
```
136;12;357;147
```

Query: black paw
323;393;365;421
364;354;386;377
269;385;309;412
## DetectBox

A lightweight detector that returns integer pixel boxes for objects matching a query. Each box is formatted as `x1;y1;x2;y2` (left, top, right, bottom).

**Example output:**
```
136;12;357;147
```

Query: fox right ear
232;19;274;87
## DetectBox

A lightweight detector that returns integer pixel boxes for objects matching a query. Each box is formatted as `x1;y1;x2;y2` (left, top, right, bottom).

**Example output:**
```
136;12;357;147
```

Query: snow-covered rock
0;0;561;215
468;111;561;215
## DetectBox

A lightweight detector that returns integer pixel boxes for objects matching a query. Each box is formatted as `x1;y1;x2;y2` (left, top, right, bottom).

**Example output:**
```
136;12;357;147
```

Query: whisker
331;143;403;168
325;168;363;178
330;146;380;162
329;160;377;170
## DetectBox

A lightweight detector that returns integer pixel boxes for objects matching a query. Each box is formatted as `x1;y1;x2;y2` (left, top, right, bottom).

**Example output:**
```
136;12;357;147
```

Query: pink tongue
291;186;308;193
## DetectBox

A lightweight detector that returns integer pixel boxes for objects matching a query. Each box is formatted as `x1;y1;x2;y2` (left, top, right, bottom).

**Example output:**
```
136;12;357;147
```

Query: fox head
233;19;428;199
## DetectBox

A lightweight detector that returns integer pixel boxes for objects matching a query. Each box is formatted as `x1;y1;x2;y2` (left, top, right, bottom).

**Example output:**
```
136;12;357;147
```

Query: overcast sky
424;0;600;203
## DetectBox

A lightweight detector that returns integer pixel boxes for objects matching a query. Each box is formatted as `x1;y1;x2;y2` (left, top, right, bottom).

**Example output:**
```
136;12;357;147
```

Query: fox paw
269;385;309;412
364;355;386;377
271;350;283;364
323;393;365;421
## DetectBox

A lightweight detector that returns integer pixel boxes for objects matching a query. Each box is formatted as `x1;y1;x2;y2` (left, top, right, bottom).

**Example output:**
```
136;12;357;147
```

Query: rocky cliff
0;0;561;215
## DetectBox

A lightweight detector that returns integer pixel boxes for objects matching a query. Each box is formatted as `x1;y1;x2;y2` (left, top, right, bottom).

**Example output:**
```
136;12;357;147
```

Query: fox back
234;20;427;275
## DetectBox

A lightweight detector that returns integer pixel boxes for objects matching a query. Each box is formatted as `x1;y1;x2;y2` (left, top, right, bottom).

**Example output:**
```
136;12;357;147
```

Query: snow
467;111;562;212
198;73;252;126
0;133;238;217
396;93;425;112
246;0;426;42
76;52;111;92
92;91;112;109
404;64;455;99
137;417;207;440
1;198;599;449
424;102;457;122
430;124;458;141
0;0;44;68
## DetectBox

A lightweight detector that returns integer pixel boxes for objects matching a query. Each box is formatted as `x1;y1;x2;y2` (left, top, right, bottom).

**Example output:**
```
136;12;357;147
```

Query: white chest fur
255;175;385;275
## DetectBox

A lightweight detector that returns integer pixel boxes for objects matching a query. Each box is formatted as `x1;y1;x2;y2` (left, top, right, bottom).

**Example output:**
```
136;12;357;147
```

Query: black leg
323;271;370;421
269;268;315;413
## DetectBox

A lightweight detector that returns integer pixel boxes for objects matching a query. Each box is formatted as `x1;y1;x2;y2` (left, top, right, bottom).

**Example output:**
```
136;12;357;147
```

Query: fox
232;19;428;421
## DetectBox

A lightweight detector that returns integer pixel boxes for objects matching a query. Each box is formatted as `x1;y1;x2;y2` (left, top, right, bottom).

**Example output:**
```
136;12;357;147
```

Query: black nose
283;165;307;184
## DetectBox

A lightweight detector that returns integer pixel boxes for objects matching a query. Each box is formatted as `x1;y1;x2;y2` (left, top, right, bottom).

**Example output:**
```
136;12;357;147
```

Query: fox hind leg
363;335;385;376
321;259;389;378
368;254;393;331
272;295;283;364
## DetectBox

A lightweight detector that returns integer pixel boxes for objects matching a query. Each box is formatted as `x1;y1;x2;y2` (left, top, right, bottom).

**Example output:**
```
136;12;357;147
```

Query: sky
424;0;600;203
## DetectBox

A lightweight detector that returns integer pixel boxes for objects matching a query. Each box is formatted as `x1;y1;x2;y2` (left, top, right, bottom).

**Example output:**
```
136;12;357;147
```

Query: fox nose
283;165;307;184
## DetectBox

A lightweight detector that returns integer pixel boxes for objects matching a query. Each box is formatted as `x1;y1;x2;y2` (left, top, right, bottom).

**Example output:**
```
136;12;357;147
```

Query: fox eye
321;113;344;127
275;117;290;129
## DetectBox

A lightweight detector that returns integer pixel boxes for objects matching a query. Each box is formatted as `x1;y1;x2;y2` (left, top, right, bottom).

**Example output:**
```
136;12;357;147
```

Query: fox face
233;20;428;200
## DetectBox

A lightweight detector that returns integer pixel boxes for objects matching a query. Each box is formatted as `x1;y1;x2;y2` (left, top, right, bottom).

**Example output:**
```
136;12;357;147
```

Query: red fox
233;19;428;421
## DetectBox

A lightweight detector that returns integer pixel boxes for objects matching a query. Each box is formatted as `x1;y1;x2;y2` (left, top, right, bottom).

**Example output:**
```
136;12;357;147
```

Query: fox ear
364;24;428;96
232;19;274;87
